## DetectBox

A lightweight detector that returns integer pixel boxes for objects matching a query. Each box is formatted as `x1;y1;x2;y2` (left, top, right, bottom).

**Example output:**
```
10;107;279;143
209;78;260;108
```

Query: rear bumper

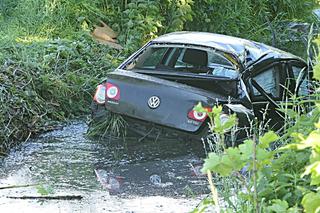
124;114;209;140
91;102;208;140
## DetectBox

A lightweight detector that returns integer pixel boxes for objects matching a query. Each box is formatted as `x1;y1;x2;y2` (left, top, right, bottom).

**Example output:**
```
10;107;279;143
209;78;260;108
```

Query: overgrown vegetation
193;76;320;211
0;36;122;152
1;3;320;211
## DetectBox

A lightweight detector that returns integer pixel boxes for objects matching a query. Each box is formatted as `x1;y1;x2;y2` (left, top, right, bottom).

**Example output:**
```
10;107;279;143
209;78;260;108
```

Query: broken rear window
125;45;239;78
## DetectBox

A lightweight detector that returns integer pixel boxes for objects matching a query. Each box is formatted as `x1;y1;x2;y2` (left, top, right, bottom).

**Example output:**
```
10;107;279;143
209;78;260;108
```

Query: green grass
0;0;318;153
0;34;123;152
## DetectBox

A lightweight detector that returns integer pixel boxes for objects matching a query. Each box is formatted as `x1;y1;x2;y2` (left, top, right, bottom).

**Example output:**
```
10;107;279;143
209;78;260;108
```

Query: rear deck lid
105;70;239;133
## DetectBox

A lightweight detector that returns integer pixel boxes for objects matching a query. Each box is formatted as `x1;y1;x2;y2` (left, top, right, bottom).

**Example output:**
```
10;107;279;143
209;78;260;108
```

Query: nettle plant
194;93;320;212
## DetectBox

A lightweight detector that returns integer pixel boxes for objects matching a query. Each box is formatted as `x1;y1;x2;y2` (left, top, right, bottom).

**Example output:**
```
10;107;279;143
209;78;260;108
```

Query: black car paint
94;32;309;139
105;70;239;133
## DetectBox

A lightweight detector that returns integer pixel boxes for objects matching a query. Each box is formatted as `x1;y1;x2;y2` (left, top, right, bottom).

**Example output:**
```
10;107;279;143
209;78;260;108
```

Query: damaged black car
91;31;311;141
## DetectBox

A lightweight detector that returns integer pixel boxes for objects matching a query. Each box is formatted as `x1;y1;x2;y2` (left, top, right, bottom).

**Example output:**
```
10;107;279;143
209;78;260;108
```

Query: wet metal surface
0;121;209;212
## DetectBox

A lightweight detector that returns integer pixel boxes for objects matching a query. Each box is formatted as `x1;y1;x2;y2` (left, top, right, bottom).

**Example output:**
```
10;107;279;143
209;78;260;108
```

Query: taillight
93;84;106;104
106;83;120;101
188;110;207;122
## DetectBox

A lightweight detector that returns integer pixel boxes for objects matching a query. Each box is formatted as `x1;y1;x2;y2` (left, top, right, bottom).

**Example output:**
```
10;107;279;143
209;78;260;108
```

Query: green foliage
282;115;320;212
302;192;320;213
1;3;320;210
118;1;165;52
313;38;320;81
202;131;277;177
104;0;193;52
186;0;317;41
197;87;320;211
266;200;289;213
0;35;121;152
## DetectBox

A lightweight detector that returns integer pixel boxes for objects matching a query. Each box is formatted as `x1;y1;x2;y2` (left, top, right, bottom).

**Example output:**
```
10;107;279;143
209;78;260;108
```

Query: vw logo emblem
148;96;160;109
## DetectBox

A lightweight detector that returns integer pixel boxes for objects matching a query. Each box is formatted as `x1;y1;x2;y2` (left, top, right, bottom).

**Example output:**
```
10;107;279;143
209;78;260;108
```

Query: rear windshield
125;45;239;78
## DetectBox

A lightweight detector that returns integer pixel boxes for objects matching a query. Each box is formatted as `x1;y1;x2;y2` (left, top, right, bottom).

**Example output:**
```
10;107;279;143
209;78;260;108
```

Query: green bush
0;34;122;152
186;0;317;54
0;0;318;157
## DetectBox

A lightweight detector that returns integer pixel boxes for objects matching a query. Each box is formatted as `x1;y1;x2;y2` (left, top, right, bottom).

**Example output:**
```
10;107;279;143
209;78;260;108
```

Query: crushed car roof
152;31;302;65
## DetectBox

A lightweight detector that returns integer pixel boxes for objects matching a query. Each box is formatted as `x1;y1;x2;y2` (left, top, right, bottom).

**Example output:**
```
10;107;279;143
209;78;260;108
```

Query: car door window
207;52;239;78
134;47;168;69
252;66;281;98
208;51;233;67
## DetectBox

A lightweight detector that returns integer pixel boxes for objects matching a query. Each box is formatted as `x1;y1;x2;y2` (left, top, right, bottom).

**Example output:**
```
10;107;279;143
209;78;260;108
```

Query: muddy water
0;121;211;212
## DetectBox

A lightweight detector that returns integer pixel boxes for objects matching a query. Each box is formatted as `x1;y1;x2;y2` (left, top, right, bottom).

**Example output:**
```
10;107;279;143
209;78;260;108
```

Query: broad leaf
302;192;320;213
303;161;320;185
259;131;279;149
225;147;244;170
202;152;220;173
239;139;254;161
267;199;288;212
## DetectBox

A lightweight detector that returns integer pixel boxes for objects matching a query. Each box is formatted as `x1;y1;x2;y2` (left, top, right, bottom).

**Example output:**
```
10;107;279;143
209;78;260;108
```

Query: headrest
182;49;208;67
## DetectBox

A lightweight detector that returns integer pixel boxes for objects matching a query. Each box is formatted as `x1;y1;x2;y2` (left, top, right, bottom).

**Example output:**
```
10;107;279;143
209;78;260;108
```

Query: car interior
126;45;239;78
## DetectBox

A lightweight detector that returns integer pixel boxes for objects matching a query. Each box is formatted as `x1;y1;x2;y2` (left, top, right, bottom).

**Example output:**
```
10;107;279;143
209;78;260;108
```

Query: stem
207;169;220;212
253;132;259;213
0;183;39;190
221;177;237;212
236;171;251;196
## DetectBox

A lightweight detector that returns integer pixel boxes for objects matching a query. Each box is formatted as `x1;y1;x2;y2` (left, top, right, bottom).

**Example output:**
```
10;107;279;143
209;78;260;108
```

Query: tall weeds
0;0;317;153
0;35;121;153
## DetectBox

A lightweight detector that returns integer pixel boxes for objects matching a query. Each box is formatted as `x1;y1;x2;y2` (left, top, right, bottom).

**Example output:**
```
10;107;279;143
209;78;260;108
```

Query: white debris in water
166;172;175;179
94;169;124;193
149;174;173;188
149;174;161;185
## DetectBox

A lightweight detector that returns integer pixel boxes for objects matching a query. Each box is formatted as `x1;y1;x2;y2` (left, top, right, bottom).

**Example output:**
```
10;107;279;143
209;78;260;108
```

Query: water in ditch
0;121;211;212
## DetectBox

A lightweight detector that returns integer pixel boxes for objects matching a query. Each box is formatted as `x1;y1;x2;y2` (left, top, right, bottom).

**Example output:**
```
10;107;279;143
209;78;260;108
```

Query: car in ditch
91;31;311;141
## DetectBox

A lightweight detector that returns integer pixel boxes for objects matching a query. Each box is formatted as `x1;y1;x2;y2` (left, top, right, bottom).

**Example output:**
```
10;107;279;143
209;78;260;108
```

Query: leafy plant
186;0;317;56
0;34;122;152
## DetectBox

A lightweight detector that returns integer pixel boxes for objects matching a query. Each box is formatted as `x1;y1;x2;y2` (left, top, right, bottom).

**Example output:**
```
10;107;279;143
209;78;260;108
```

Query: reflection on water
0;121;209;212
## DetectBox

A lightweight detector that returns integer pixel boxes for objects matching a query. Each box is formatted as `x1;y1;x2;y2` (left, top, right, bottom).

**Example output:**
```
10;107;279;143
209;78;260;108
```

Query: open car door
245;61;291;130
245;59;309;130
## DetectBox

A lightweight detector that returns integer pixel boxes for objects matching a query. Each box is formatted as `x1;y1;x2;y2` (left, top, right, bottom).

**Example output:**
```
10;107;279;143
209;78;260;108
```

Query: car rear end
91;70;233;137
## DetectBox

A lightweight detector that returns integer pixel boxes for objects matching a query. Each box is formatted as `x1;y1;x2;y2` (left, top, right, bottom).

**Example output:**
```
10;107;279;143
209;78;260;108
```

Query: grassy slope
0;0;124;152
0;0;317;153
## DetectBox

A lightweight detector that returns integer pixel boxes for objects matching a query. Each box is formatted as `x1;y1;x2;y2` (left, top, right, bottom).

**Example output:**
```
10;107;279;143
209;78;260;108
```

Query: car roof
152;31;303;66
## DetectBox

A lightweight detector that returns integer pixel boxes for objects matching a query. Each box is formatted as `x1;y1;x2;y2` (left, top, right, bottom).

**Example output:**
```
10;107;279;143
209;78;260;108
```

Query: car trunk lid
104;69;239;133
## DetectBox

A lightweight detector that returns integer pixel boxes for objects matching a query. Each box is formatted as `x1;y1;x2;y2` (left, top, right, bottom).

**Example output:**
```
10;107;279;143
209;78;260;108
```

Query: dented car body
92;32;310;140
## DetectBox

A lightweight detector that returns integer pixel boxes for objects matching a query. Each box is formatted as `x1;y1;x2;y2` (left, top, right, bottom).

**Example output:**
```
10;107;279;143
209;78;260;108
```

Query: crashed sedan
91;32;310;140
